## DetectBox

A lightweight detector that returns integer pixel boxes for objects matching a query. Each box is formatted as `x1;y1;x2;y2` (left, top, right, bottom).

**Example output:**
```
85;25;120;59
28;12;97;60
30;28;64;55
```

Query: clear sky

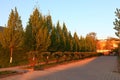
0;0;120;39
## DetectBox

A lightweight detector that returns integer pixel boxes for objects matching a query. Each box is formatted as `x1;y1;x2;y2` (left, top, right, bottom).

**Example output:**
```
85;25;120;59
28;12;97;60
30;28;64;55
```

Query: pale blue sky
0;0;120;39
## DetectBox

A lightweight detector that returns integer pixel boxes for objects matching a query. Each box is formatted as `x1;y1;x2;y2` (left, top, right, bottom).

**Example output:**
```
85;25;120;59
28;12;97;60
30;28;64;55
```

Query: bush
0;49;100;68
41;52;51;64
97;52;104;56
52;52;63;63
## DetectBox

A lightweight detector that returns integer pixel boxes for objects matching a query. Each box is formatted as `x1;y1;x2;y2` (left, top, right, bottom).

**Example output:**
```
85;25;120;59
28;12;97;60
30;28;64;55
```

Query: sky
0;0;120;39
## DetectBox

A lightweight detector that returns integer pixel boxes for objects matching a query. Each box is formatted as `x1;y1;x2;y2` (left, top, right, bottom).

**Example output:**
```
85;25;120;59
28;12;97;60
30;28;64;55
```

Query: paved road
1;56;120;80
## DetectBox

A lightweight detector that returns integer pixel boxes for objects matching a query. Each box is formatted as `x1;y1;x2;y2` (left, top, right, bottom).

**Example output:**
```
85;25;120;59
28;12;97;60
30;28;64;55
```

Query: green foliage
24;24;33;51
36;27;51;51
25;8;51;52
56;21;64;51
41;52;51;64
73;32;80;52
53;52;63;63
113;8;120;38
0;7;98;67
0;8;23;49
48;26;59;52
44;15;53;32
0;48;28;68
0;8;23;63
79;32;97;52
0;49;9;67
25;8;42;51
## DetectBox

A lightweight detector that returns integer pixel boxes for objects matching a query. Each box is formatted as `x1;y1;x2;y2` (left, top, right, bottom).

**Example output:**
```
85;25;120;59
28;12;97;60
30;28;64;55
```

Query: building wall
97;39;120;55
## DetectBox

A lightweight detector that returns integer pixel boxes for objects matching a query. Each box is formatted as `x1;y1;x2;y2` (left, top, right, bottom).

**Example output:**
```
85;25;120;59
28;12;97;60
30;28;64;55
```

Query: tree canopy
113;8;120;38
0;8;23;63
0;7;98;65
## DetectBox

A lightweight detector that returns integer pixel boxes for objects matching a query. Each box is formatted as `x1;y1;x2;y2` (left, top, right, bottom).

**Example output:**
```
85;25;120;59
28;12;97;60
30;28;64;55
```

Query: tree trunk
10;47;13;63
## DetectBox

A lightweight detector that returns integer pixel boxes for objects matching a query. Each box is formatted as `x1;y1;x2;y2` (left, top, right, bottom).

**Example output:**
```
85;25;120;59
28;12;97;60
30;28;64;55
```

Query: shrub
41;52;51;64
52;52;63;63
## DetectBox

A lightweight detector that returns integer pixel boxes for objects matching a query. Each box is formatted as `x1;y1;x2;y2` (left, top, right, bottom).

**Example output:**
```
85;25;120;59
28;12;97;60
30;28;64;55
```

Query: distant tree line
0;7;97;67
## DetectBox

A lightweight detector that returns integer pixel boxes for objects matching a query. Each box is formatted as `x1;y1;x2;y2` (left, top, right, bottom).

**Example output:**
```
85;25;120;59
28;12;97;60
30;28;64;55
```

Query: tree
86;32;97;40
36;27;51;51
0;8;23;63
86;32;97;52
48;26;59;52
73;32;80;52
25;8;42;51
44;15;53;33
113;8;120;38
56;21;65;51
113;8;120;56
24;24;33;51
68;32;73;51
25;8;51;64
104;37;113;50
62;23;69;51
79;36;86;52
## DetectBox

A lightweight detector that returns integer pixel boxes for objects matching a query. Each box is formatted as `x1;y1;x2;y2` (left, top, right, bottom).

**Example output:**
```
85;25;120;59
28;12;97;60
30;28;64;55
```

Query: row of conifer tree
0;7;97;65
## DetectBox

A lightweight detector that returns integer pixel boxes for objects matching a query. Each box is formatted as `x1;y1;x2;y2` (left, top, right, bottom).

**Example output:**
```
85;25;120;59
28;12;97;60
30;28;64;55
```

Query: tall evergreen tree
44;15;53;33
62;23;68;51
73;32;80;52
24;24;33;51
79;36;86;52
48;26;59;52
0;8;23;63
56;21;65;51
25;8;42;51
36;27;51;51
113;8;120;38
68;32;73;51
86;32;97;52
25;8;51;52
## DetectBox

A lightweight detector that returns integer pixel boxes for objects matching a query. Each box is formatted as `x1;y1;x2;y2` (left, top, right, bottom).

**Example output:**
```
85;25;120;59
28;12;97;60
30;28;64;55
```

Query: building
97;38;120;55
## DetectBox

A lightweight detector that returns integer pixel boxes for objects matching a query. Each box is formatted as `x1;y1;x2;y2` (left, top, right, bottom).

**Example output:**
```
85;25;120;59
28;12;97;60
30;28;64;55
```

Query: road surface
1;56;120;80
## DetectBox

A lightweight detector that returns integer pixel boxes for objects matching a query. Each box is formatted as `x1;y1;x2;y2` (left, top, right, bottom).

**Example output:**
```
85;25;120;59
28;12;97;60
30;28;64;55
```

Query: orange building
97;38;120;55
